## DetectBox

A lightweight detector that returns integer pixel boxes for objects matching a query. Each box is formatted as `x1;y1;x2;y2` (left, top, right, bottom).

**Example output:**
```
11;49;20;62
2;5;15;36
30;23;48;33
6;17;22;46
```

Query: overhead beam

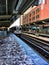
0;23;11;27
16;0;23;11
0;20;10;24
0;15;11;19
6;0;8;14
20;0;35;14
13;10;18;14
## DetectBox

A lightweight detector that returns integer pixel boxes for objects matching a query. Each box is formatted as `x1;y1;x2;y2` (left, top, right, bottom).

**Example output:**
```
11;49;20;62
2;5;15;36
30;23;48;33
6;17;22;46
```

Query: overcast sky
9;18;20;28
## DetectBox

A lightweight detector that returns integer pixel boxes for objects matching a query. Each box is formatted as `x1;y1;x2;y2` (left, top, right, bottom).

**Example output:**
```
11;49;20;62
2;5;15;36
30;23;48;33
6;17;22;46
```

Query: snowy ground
0;36;33;65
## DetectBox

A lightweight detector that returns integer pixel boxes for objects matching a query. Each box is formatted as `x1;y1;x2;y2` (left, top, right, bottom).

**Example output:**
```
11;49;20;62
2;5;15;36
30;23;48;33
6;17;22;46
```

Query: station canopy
0;0;38;27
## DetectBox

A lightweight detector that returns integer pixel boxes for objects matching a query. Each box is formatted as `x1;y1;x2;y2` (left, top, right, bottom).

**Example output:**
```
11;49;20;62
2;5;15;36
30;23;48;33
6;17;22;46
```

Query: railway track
20;34;49;60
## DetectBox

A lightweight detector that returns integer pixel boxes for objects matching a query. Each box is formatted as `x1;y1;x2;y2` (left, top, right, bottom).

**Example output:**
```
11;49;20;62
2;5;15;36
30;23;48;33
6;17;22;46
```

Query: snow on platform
10;33;49;65
0;34;33;65
0;33;49;65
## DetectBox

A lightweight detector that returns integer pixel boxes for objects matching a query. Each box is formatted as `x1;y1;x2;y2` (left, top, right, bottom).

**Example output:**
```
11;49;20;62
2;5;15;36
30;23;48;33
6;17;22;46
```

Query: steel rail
20;34;49;59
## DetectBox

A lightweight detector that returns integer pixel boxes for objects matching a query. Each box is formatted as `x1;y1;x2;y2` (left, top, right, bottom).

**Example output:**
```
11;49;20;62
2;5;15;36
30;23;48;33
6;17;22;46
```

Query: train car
9;26;22;35
14;26;22;35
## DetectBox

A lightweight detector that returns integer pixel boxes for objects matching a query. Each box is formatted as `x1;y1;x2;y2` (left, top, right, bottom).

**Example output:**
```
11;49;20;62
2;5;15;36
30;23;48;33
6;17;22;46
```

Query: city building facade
21;0;49;33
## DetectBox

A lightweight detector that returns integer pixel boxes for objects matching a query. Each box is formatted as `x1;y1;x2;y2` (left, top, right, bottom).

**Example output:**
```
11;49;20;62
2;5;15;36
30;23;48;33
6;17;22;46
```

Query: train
9;26;22;35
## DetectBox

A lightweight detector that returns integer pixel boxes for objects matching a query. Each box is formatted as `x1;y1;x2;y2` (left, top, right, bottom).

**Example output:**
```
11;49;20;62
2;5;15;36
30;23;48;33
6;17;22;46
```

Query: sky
9;18;20;28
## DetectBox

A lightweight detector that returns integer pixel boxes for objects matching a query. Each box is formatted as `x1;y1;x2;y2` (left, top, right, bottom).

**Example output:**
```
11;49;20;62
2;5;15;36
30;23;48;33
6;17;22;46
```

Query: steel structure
0;0;37;27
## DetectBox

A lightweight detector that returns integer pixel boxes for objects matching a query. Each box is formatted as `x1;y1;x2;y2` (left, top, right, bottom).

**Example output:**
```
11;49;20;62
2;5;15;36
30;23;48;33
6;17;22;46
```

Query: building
21;6;33;25
22;0;49;33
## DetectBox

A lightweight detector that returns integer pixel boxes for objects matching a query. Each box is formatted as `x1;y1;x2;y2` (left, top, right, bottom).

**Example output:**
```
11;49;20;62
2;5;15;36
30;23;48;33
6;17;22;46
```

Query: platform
0;33;49;65
23;33;49;42
10;33;49;65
